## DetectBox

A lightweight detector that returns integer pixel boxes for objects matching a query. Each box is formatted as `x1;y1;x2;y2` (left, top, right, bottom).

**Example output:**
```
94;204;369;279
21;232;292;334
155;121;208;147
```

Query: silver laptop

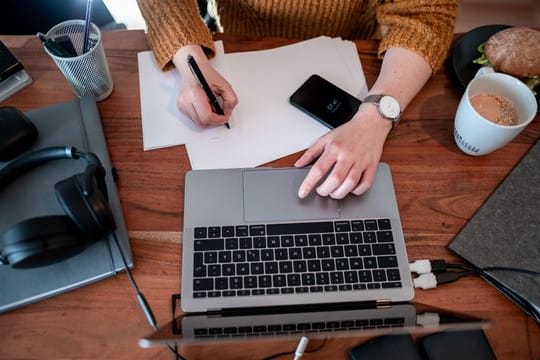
181;163;414;313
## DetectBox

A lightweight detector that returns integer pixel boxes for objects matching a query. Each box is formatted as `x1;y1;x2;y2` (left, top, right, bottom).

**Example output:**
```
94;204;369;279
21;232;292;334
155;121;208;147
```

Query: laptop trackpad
243;168;340;223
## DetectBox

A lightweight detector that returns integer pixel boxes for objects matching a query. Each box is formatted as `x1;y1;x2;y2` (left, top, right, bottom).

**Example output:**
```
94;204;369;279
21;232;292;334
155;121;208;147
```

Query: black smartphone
289;74;361;129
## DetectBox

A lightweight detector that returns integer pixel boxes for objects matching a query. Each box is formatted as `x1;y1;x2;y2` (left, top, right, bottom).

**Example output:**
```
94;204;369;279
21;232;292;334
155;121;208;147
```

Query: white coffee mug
454;68;537;156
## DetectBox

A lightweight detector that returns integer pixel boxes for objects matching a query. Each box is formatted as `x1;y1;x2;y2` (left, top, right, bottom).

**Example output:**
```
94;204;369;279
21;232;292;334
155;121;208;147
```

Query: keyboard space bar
267;222;334;235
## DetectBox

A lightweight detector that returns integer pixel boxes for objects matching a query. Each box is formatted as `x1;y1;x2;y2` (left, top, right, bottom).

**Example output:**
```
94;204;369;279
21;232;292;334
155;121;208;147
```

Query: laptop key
249;224;265;236
237;290;250;296
376;231;394;243
222;226;235;237
194;227;207;238
208;227;221;237
363;232;376;243
382;281;403;288
294;235;308;247
310;286;323;292
281;288;294;294
367;283;381;289
225;238;238;249
265;262;279;274
324;285;338;292
330;272;344;284
267;236;280;247
194;239;224;251
236;225;249;236
215;277;228;289
266;288;279;295
377;219;392;230
350;232;363;243
387;269;401;281
308;234;322;246
364;257;378;269
351;220;364;231
208;291;221;297
364;220;378;231
193;278;213;291
193;292;206;298
253;236;266;248
295;287;309;293
378;256;398;268
222;264;235;276
223;290;236;297
218;250;232;263
240;237;252;249
372;243;396;255
334;221;351;232
358;270;372;283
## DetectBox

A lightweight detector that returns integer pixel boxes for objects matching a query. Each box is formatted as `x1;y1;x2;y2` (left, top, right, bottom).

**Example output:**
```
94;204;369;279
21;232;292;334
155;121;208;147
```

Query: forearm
367;47;432;112
136;0;215;71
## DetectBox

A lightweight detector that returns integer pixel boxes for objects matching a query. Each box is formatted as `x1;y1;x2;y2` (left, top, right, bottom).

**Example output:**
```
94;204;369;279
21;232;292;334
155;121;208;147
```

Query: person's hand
173;45;238;127
295;104;392;199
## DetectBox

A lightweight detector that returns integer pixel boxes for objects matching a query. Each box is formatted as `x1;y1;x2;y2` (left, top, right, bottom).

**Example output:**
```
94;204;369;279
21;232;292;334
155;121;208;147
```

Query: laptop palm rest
242;168;339;222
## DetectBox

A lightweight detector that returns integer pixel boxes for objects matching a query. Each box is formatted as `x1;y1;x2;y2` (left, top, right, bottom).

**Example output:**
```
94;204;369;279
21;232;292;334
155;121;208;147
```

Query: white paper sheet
186;37;368;169
137;37;368;169
137;41;225;150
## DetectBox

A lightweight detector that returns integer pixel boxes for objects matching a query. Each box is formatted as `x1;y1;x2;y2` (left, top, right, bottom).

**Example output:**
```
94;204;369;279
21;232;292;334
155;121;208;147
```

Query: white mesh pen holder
44;20;113;101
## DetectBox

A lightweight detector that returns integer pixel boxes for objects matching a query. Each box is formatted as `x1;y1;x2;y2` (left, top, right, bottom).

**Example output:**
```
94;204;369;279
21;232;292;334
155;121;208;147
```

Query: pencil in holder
43;20;113;101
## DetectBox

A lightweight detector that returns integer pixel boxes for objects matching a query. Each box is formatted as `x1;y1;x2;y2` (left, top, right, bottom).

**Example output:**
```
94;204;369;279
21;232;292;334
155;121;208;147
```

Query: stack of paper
137;36;368;169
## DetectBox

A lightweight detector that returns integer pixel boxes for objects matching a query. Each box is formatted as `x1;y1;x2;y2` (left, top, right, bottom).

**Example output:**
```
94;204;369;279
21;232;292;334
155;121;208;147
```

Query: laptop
181;163;413;313
139;299;489;347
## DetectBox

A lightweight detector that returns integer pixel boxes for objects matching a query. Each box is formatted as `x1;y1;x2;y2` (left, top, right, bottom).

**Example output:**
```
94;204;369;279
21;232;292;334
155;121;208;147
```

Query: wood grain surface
0;30;538;359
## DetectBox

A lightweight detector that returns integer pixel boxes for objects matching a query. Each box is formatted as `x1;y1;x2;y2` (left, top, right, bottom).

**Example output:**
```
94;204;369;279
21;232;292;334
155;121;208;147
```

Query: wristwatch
363;94;401;128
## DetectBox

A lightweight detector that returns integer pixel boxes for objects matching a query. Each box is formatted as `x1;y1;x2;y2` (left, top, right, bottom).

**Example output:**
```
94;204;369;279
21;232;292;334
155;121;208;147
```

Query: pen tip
225;122;230;129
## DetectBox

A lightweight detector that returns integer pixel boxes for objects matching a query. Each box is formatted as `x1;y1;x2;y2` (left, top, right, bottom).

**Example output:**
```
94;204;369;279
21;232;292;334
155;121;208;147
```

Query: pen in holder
41;20;113;101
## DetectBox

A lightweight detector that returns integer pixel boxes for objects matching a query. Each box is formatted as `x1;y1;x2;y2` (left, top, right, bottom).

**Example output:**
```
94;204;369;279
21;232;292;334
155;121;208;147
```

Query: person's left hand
295;104;392;199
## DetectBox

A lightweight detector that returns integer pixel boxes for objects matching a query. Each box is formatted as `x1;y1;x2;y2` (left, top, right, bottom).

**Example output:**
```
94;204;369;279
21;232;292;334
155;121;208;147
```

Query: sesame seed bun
484;27;540;78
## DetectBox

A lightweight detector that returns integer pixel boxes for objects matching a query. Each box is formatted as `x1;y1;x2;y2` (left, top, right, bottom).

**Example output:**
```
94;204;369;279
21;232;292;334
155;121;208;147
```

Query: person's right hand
173;45;238;128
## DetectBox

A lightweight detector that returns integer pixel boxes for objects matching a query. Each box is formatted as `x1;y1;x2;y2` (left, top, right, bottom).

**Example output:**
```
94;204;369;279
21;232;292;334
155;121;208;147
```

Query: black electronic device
289;74;362;129
418;330;496;360
0;146;116;268
0;40;32;102
0;106;38;161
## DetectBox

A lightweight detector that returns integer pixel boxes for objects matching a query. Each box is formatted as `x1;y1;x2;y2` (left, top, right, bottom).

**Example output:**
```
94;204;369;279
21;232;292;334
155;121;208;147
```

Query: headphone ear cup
55;173;116;241
0;215;85;268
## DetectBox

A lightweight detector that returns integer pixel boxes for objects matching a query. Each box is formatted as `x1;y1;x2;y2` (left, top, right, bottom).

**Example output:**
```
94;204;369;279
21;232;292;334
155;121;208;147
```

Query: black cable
111;233;157;330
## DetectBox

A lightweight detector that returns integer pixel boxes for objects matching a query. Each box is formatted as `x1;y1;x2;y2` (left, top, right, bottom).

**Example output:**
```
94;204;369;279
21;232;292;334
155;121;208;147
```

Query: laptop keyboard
191;316;406;338
191;219;402;298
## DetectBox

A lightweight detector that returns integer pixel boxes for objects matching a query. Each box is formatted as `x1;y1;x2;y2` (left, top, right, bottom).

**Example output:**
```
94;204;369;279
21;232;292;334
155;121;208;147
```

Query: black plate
451;24;539;110
451;24;512;88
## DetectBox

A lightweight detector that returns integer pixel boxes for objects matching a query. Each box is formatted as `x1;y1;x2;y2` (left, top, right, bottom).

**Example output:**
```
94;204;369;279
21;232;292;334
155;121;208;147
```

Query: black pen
83;0;93;53
186;55;230;129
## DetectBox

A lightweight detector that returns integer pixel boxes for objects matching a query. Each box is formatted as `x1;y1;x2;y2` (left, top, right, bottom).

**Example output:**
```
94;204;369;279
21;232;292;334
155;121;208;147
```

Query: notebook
139;300;489;347
181;163;414;313
449;140;540;321
0;97;132;312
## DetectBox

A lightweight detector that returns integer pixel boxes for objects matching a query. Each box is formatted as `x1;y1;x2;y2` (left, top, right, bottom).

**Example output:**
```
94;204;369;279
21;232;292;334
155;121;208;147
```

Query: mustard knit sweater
137;0;460;72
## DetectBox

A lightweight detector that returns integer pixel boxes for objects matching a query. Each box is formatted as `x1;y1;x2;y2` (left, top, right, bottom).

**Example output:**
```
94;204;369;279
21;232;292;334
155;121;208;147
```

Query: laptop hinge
207;308;223;317
376;299;392;307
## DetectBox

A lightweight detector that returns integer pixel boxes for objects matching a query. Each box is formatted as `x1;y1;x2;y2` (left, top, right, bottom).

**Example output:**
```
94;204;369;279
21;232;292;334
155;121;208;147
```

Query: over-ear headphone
0;146;116;269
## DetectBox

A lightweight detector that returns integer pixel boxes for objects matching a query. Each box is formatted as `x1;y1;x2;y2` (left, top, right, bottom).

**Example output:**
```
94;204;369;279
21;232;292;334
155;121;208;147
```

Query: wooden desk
0;30;538;359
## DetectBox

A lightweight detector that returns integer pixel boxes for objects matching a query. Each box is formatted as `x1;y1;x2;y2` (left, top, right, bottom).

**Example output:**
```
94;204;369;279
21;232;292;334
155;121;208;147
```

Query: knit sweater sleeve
377;0;460;72
136;0;215;70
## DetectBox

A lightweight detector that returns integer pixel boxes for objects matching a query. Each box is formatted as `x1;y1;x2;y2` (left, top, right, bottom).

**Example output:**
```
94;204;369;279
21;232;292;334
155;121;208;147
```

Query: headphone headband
0;146;101;189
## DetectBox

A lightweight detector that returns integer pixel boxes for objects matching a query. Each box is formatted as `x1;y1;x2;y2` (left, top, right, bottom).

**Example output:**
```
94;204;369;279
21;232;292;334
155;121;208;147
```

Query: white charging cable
293;336;310;360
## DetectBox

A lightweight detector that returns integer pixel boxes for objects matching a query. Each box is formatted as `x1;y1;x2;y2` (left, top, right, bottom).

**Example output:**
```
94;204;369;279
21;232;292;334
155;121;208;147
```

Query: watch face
379;96;401;119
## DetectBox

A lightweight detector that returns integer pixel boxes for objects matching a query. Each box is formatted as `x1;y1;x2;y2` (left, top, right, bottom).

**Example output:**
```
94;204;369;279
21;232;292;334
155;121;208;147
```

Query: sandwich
474;27;539;93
